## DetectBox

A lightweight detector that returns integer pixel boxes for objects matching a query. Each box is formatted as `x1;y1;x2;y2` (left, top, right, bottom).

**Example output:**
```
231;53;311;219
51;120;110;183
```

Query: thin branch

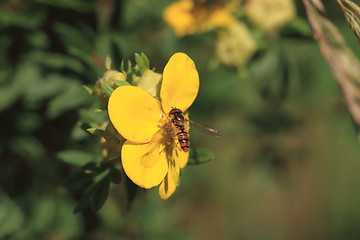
303;0;360;140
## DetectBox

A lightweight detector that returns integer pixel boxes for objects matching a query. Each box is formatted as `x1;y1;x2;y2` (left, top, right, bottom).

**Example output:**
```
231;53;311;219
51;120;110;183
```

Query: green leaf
86;128;105;136
68;47;102;76
27;52;84;73
35;0;94;11
15;112;42;133
79;108;107;124
0;8;44;29
9;136;46;161
83;85;93;95
90;108;105;112
113;80;131;87
62;169;94;191
24;74;74;103
53;22;93;53
124;178;139;210
0;63;41;111
105;55;112;70
108;152;120;161
0;193;24;238
187;148;215;165
46;83;93;118
95;34;112;57
101;82;114;97
135;52;150;74
127;60;133;73
93;168;111;183
56;150;95;166
120;59;126;73
31;196;57;232
288;17;312;36
73;176;111;213
89;178;110;211
109;168;122;184
73;192;92;214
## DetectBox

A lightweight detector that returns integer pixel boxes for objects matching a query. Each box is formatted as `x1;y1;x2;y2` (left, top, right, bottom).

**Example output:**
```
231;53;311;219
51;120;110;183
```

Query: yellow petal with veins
160;53;199;114
108;86;163;143
122;139;168;189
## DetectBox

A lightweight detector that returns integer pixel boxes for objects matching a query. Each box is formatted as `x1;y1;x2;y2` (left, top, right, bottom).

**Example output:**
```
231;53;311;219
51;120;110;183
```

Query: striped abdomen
169;108;190;152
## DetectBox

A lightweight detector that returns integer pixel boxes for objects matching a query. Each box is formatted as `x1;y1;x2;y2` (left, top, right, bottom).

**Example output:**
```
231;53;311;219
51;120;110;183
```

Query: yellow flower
216;21;257;68
108;53;199;199
163;0;236;36
244;0;296;33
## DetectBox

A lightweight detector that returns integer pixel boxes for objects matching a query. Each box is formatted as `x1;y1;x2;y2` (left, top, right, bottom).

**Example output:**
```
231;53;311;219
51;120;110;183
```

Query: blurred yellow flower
244;0;296;33
163;0;236;36
108;53;199;199
216;21;257;68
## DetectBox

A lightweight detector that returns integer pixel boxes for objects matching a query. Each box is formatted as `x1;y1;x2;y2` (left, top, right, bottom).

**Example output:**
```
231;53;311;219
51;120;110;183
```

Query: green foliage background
1;0;360;239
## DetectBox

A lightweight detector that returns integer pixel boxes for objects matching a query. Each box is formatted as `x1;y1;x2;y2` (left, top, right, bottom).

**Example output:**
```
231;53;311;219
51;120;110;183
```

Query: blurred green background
1;0;360;239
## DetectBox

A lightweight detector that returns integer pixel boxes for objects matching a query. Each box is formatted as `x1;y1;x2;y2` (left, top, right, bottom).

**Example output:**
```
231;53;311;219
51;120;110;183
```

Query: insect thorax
169;108;185;122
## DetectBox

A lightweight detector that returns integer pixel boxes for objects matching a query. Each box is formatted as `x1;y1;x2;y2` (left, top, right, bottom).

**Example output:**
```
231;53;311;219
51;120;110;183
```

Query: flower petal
159;162;180;200
160;52;199;114
163;0;195;36
122;139;168;189
174;147;189;168
108;86;163;143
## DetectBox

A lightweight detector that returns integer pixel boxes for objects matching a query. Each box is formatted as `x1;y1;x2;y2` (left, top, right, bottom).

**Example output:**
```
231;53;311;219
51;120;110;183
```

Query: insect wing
141;129;165;160
188;120;223;137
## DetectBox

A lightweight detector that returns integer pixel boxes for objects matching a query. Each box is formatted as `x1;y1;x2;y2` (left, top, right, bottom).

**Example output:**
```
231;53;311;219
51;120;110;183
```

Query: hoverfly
169;108;223;152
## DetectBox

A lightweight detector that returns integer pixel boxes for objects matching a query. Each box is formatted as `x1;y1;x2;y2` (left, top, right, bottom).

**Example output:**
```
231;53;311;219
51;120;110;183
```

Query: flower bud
136;69;162;98
216;21;257;68
245;0;296;34
93;70;127;107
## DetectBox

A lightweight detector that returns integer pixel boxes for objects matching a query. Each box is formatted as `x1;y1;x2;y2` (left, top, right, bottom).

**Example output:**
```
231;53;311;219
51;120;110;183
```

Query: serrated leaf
101;82;114;97
113;80;131;87
89;179;110;211
187;148;215;165
57;150;95;166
